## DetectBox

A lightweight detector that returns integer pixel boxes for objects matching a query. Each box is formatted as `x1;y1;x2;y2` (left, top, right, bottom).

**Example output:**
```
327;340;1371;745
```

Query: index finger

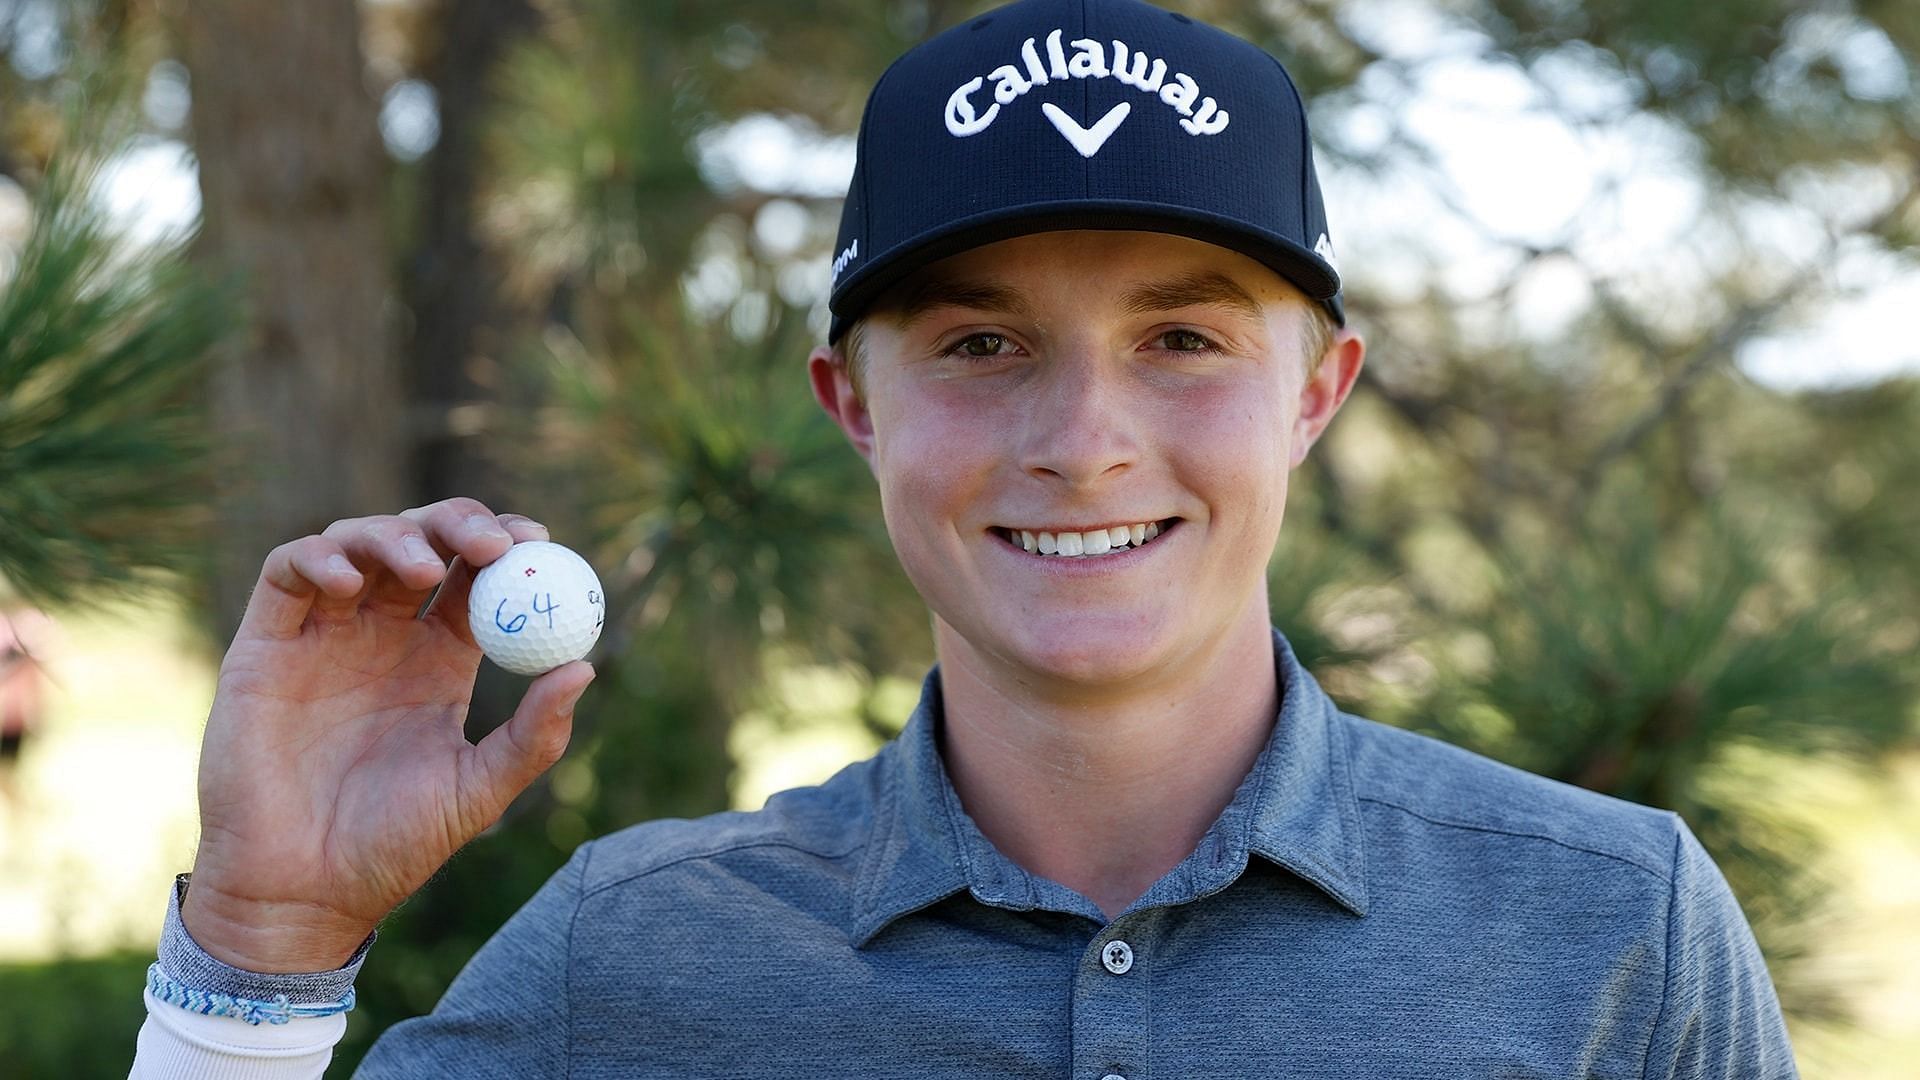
239;536;365;641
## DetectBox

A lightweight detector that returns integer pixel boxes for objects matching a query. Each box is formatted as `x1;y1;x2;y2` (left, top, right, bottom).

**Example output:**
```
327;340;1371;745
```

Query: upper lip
992;517;1177;533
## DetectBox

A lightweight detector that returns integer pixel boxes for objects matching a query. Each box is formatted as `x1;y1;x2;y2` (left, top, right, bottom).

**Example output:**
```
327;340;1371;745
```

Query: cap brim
827;199;1344;342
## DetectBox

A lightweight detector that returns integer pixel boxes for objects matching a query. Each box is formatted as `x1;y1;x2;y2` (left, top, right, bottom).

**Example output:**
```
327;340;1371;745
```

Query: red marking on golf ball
523;567;537;576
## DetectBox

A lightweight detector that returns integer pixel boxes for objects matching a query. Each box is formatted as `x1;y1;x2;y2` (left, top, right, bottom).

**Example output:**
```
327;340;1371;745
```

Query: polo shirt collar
849;627;1370;946
1241;628;1372;918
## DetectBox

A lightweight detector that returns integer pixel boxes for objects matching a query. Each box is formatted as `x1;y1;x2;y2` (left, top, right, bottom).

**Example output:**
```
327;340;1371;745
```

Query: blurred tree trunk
405;0;537;505
179;1;406;635
403;0;541;755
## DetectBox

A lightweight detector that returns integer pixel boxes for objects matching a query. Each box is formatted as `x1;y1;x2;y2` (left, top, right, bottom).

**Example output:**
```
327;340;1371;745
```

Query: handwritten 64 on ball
467;541;606;675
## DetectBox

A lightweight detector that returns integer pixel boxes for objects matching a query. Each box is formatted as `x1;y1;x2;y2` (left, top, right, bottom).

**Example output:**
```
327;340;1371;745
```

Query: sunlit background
1;0;1916;1075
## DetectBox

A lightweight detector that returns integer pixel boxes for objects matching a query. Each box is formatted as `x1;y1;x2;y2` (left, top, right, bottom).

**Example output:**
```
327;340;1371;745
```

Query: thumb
467;660;595;824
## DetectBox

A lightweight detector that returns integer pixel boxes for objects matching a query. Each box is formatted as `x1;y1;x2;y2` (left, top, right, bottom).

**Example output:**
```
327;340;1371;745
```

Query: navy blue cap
827;0;1343;342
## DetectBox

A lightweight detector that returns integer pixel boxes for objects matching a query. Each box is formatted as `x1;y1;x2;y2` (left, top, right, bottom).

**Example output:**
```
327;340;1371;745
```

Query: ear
1289;327;1365;469
808;344;877;466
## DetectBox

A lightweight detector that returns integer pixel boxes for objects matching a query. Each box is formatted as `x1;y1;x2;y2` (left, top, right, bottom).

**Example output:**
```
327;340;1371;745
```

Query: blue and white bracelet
146;962;357;1026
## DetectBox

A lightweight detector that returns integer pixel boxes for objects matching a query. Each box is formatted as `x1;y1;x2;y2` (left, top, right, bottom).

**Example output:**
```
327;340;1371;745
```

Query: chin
981;608;1180;689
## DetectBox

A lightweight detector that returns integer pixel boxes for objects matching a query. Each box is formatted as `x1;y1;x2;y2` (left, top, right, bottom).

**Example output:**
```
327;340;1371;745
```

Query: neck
933;597;1279;920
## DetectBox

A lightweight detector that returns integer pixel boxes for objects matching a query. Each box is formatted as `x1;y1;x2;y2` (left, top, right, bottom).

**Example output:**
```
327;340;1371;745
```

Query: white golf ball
468;541;606;676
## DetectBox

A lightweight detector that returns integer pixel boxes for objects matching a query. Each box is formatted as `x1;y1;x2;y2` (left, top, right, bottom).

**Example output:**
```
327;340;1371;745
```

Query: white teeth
1005;521;1171;557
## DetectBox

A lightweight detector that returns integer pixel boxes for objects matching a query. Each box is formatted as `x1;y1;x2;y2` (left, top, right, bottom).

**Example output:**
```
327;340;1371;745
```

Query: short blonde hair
836;319;871;404
1300;304;1337;382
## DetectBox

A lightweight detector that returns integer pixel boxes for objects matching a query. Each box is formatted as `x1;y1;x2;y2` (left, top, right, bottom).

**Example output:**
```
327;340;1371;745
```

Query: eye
1158;329;1216;352
947;332;1010;358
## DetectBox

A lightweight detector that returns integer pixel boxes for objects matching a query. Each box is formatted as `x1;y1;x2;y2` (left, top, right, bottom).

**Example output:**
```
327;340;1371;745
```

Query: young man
132;1;1798;1076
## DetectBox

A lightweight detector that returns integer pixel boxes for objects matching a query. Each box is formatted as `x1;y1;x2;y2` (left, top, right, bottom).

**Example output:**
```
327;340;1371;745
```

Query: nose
1017;349;1139;486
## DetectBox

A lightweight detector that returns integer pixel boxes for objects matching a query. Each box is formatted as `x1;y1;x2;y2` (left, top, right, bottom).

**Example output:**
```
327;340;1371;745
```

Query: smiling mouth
990;518;1180;557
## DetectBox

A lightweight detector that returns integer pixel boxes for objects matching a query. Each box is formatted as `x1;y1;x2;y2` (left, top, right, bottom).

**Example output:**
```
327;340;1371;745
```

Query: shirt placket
1071;909;1160;1080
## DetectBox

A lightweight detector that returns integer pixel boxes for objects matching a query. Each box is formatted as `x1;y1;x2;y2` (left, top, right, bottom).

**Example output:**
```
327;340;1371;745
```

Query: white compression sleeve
129;990;345;1080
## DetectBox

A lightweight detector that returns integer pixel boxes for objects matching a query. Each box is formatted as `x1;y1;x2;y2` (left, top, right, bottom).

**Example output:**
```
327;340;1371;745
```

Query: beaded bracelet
146;962;357;1026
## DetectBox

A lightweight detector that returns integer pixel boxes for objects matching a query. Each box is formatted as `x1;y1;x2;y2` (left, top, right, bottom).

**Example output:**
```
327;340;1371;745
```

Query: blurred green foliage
0;951;149;1077
0;129;226;608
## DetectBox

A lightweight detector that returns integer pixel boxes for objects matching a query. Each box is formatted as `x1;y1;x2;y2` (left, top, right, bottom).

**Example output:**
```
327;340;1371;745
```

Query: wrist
146;961;358;1025
179;877;377;974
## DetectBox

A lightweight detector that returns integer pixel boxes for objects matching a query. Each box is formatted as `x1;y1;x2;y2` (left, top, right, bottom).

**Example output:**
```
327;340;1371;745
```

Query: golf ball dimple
468;541;606;676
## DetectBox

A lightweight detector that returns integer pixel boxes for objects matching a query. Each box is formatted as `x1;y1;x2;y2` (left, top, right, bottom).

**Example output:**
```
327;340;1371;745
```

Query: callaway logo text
945;27;1229;156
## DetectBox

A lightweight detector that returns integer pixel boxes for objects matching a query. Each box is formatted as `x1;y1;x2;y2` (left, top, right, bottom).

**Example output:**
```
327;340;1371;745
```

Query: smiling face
810;230;1363;697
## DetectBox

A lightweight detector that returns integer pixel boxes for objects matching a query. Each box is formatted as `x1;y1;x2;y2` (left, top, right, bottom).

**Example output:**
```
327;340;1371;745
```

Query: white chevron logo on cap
1041;102;1131;158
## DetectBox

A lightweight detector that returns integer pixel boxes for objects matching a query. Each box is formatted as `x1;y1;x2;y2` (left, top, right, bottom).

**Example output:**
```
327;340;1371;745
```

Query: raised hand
180;498;595;973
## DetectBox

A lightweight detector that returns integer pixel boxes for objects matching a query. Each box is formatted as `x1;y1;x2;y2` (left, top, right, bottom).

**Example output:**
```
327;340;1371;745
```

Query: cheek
866;380;1001;536
1172;378;1294;543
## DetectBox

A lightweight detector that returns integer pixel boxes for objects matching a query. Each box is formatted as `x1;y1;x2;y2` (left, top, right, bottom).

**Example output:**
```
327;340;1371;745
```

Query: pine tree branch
0;143;230;605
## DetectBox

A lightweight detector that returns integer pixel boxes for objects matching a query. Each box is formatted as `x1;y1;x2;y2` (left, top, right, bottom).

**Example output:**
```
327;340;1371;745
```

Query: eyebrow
880;267;1263;328
887;276;1035;328
1118;270;1263;321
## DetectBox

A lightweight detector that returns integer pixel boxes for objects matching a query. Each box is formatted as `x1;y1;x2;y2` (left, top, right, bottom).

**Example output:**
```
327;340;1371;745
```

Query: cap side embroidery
831;239;861;287
1313;232;1337;272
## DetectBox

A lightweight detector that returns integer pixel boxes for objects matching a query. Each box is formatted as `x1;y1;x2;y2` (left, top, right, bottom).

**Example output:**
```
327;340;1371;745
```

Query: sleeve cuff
157;873;376;1006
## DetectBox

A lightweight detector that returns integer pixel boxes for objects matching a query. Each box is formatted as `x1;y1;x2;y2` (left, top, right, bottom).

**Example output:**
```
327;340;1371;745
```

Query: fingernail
467;514;511;539
403;534;440;564
327;554;358;577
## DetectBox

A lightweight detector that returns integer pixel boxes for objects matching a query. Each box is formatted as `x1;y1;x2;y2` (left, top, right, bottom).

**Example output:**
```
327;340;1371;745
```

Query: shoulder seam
1640;813;1684;1080
565;841;589;1080
581;836;864;900
1356;793;1673;883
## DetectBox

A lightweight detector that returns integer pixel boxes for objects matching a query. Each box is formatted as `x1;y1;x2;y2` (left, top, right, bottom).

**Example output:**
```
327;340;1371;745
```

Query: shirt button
1101;939;1134;975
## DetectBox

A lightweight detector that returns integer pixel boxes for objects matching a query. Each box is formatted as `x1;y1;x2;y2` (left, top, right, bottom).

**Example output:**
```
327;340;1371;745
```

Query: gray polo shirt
160;629;1798;1078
